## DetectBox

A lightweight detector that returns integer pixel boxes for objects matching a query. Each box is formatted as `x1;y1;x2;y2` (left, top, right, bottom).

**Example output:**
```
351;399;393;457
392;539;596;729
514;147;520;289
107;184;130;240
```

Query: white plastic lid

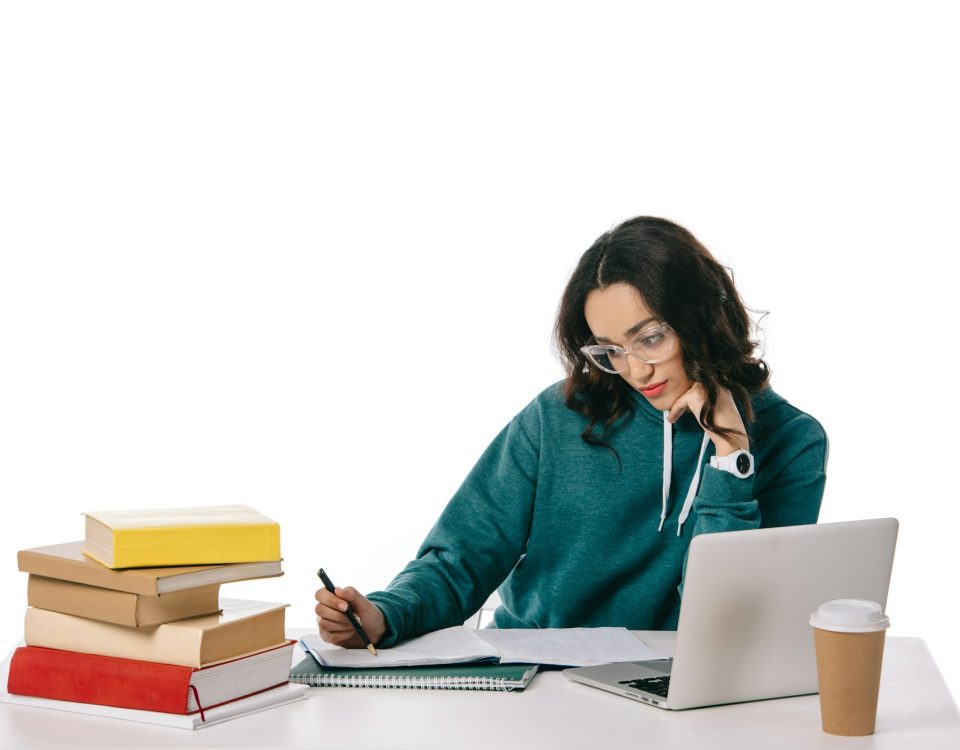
809;599;890;633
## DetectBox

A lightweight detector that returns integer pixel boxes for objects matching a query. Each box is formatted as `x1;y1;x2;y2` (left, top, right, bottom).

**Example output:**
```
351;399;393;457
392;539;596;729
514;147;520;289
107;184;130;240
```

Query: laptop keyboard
618;675;670;698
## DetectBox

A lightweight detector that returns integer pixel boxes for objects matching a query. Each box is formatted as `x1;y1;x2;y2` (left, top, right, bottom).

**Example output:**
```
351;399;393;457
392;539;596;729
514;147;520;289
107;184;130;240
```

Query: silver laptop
563;518;898;710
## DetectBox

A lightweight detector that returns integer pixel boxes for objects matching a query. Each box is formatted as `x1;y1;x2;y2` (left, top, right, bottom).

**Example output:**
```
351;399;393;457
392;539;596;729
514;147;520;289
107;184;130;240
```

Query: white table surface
1;630;958;749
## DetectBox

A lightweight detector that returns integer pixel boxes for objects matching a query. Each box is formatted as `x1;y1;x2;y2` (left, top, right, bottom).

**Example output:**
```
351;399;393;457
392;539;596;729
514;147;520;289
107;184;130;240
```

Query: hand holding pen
315;569;384;655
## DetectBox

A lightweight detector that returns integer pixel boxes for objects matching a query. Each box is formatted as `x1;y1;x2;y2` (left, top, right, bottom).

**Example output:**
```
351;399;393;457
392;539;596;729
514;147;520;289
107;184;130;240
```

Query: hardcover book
24;598;288;668
17;541;283;595
27;575;221;627
0;673;307;730
7;641;296;714
82;505;281;568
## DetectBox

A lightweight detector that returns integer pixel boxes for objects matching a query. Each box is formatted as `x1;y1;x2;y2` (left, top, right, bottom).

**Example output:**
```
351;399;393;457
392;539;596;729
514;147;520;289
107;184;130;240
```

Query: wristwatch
710;449;755;478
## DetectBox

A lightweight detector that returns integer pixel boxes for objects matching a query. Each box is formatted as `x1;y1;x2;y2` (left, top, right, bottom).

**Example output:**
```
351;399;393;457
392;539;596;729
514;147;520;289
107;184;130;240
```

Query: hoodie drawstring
659;414;672;532
659;411;711;536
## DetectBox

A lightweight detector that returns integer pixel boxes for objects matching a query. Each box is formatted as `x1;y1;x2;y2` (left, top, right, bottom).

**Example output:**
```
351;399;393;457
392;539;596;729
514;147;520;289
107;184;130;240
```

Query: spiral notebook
290;654;538;691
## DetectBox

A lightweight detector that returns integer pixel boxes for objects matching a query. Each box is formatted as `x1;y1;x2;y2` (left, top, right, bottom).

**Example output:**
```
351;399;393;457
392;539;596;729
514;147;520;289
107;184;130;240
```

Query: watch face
736;453;751;474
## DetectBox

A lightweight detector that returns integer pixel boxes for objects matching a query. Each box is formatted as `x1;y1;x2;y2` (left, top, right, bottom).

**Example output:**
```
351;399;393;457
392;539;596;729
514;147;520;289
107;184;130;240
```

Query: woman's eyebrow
594;317;657;343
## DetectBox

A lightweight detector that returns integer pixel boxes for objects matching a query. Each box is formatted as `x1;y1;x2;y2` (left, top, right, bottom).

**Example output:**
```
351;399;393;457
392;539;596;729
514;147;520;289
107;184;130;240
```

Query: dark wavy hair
554;216;770;451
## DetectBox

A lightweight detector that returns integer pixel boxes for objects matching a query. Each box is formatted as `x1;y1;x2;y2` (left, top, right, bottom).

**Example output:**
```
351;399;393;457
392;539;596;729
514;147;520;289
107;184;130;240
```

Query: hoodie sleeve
752;413;829;528
689;465;762;535
692;402;828;535
681;407;828;591
367;409;540;647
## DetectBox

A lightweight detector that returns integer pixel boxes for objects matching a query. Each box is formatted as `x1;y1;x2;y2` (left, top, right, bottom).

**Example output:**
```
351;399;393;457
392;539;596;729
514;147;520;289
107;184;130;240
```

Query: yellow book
83;505;281;569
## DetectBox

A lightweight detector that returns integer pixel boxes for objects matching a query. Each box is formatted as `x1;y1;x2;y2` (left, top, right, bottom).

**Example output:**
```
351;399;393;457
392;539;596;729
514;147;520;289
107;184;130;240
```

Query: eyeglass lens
587;326;675;373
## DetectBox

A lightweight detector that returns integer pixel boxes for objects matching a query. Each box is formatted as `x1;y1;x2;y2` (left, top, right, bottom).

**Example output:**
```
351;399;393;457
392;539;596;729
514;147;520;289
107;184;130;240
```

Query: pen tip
367;643;378;656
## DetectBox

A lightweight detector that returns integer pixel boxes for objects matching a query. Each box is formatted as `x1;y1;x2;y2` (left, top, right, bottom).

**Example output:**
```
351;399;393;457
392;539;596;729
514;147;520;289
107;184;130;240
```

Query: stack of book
1;505;308;729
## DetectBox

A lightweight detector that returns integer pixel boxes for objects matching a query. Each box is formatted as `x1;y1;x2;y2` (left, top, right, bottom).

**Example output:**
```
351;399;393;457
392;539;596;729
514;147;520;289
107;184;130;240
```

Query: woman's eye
638;333;663;348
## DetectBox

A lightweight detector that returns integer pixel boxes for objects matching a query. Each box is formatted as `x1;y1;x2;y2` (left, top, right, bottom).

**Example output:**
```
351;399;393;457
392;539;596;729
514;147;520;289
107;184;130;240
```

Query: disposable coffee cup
810;599;890;736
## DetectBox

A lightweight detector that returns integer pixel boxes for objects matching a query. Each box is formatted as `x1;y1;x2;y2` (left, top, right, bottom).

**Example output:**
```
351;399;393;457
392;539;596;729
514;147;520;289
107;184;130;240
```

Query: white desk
1;631;958;749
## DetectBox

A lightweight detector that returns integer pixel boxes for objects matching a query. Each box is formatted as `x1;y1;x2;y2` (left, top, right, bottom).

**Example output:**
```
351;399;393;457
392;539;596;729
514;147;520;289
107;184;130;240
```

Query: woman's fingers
313;585;387;647
667;382;706;423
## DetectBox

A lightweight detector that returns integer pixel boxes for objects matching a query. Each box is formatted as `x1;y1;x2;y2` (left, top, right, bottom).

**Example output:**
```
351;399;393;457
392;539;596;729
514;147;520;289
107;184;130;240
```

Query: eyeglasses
579;322;678;375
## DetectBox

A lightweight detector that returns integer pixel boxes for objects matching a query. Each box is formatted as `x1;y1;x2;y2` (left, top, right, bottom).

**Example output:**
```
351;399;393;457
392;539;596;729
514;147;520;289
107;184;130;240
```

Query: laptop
563;517;898;710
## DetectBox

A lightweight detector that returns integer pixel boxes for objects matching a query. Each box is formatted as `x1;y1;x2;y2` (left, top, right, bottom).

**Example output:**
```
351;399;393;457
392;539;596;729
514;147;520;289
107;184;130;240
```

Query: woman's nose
626;354;654;381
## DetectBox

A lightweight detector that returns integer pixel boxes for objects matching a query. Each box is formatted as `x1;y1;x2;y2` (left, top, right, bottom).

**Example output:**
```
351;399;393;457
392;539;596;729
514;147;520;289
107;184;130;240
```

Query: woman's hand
315;585;387;647
667;382;749;456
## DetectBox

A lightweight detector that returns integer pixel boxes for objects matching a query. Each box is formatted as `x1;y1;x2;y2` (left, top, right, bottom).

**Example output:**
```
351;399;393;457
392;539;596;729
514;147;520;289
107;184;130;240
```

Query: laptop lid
666;517;899;709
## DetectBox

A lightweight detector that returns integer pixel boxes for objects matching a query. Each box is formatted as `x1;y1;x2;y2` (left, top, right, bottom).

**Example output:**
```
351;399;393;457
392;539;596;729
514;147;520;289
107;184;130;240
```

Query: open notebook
299;625;665;669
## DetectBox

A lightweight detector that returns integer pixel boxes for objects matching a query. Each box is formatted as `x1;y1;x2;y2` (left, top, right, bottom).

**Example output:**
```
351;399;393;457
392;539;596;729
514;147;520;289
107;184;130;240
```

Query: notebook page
300;626;498;668
475;627;668;667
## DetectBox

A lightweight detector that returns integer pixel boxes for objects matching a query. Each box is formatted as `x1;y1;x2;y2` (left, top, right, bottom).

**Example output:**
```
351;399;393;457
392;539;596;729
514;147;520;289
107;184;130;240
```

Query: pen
317;568;378;656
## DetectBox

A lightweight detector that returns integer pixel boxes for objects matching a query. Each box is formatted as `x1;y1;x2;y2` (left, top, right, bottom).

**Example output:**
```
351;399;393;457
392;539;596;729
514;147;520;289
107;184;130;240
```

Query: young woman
315;216;828;648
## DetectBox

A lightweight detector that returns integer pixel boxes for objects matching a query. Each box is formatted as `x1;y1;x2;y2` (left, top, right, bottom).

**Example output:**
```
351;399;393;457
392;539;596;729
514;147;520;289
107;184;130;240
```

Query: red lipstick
639;381;667;398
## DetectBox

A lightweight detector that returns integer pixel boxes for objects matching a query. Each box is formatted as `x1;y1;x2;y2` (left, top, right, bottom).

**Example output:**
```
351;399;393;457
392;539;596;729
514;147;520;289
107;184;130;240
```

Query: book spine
24;607;203;667
288;671;518;692
17;547;157;595
27;575;139;627
7;646;194;713
99;524;281;568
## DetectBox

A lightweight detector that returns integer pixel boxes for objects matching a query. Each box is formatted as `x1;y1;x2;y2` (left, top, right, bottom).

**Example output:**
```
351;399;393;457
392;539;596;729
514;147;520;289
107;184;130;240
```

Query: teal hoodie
368;381;827;647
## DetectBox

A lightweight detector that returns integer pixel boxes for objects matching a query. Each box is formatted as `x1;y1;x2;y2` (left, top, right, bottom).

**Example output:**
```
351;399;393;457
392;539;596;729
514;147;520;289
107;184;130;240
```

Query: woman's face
583;282;693;410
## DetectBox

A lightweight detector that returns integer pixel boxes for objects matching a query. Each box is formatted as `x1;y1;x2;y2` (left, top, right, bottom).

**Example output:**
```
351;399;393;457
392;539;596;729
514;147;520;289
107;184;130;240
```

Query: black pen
317;568;378;656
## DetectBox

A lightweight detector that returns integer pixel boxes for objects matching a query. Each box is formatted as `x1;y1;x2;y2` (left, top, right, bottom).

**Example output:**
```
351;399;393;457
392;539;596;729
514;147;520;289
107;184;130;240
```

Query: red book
7;641;294;715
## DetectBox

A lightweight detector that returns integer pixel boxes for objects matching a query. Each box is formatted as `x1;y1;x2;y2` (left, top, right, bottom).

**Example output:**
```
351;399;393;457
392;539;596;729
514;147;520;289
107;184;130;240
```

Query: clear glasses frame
579;322;677;375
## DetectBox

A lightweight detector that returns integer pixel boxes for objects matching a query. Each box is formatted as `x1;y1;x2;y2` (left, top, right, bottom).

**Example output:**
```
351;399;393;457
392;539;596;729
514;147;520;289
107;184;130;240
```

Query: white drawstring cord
659;413;711;536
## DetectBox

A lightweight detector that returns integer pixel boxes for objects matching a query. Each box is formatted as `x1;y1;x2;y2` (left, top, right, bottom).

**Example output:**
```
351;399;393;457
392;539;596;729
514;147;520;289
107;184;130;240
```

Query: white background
2;1;958;701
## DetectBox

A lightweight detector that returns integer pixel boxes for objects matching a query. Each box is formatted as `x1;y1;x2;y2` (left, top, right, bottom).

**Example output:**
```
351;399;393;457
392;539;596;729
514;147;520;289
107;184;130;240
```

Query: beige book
26;575;221;627
24;598;288;668
17;541;283;595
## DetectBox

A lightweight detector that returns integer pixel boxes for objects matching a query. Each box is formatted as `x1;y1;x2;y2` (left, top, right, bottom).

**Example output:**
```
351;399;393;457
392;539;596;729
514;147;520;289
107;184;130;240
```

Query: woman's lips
639;381;667;397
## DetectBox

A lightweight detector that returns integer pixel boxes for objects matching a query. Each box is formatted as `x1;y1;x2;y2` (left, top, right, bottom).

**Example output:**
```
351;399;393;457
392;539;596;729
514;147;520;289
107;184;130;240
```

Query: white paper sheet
300;626;498;668
300;626;667;669
476;627;667;667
